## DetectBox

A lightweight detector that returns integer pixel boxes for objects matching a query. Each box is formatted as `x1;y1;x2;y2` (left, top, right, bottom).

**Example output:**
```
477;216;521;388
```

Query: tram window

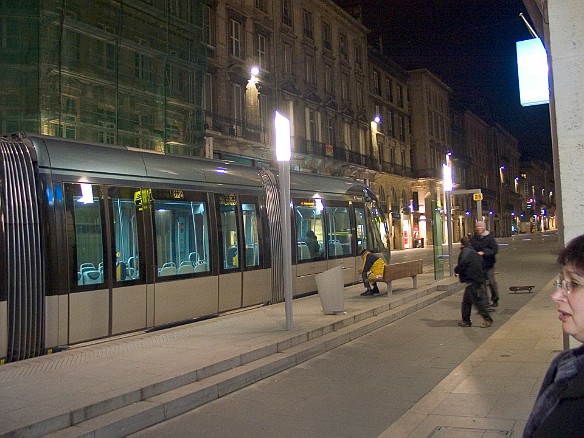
66;183;105;287
295;201;324;262
325;205;352;257
216;195;239;270
111;188;142;282
153;198;210;277
355;207;367;253
242;202;260;268
367;204;386;252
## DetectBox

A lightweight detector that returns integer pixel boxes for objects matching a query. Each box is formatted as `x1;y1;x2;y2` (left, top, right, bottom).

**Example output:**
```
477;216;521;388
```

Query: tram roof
18;134;374;199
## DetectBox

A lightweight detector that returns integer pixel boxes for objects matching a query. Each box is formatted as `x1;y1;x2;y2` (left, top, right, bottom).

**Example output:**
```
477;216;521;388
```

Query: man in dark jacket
470;221;500;307
455;236;493;328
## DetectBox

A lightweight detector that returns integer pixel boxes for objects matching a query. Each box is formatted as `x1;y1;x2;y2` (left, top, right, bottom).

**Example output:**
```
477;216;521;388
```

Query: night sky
348;0;553;164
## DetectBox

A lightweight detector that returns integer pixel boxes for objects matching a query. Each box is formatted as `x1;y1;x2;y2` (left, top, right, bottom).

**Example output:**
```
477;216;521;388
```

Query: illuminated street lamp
275;111;293;330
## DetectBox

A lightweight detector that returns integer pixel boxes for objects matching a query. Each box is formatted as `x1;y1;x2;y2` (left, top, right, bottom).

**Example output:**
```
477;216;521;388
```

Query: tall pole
443;162;454;276
275;112;293;330
445;191;454;276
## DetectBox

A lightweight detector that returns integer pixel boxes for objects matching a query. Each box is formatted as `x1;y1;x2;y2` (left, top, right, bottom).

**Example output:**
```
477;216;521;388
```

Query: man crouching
359;249;385;296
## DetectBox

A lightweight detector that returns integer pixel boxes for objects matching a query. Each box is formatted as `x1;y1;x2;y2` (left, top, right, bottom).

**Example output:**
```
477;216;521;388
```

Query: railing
205;112;268;143
205;112;418;178
415;168;440;179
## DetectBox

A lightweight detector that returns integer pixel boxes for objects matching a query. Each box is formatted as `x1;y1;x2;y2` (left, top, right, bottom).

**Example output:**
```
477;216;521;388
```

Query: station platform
0;270;560;437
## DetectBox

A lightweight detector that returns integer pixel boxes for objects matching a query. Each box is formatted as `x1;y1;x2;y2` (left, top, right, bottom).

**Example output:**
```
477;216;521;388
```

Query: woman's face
552;263;584;342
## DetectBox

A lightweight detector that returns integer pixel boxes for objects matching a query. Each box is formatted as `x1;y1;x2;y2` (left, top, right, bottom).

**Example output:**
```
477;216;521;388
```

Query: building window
398;115;405;142
169;0;180;18
303;10;313;39
98;39;115;71
305;54;316;85
373;71;380;96
307;109;318;143
230;19;241;58
98;121;116;144
359;128;366;157
322;22;331;50
282;0;292;26
386;78;393;102
355;45;362;68
232;83;243;134
324;64;333;94
397;84;404;108
343;121;351;147
204;73;213;112
283;43;293;75
339;33;348;61
388;110;394;137
326;117;335;145
257;33;266;69
203;4;215;46
255;0;267;13
356;81;363;108
64;28;80;63
341;73;349;101
259;93;269;134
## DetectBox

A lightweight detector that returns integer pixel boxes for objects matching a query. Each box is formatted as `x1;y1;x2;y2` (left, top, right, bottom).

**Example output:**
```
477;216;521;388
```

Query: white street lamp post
443;162;454;276
275;111;293;330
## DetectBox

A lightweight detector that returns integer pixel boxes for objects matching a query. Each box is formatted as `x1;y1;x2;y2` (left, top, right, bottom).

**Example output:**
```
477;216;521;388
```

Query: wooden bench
373;259;423;295
509;285;535;293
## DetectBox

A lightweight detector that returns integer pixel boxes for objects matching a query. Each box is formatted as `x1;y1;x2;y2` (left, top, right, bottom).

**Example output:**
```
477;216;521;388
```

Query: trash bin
315;265;345;315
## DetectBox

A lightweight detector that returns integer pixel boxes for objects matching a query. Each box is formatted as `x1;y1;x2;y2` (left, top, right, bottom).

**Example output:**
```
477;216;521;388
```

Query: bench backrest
383;259;423;282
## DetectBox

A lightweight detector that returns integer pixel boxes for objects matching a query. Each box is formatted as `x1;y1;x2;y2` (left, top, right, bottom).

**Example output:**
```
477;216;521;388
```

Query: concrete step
35;283;460;438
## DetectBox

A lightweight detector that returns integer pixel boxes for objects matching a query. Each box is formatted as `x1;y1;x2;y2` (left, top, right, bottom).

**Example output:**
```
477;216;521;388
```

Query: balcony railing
205;111;268;143
205;111;417;178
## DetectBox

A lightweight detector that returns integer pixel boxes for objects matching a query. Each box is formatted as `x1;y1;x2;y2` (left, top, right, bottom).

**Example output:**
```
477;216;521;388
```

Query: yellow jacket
360;251;385;281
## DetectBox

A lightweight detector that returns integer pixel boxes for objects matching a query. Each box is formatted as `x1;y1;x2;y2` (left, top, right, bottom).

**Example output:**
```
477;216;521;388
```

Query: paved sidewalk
380;278;562;438
0;273;459;437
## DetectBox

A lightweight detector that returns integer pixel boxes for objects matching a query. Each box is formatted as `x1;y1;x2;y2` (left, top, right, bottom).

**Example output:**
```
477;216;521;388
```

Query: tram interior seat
177;264;194;275
126;267;136;279
159;265;177;276
226;246;238;267
341;243;351;255
83;270;102;285
246;245;258;266
297;242;310;260
188;252;199;265
127;256;138;270
194;262;208;273
328;240;343;256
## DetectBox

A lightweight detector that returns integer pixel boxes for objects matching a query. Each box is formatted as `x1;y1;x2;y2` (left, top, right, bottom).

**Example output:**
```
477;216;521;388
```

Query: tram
0;133;389;363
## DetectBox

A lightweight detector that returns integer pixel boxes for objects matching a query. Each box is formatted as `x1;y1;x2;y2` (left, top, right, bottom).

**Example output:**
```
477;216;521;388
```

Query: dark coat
524;345;584;437
470;230;498;269
454;246;485;284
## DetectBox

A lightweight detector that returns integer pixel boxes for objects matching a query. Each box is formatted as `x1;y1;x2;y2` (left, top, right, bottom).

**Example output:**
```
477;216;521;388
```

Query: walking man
470;221;499;307
455;236;493;328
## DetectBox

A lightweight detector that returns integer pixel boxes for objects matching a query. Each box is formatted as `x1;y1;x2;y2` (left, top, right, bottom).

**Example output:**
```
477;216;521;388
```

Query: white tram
0;133;389;363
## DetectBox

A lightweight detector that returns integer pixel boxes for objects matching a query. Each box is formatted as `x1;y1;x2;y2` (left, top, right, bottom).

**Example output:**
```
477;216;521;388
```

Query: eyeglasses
554;278;581;295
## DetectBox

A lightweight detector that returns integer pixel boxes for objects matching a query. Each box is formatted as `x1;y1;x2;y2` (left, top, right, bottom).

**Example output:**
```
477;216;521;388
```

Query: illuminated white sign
443;164;452;192
516;38;549;107
275;111;291;162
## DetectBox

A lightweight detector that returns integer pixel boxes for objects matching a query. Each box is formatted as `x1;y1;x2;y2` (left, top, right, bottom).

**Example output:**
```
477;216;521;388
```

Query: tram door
65;184;147;344
216;194;268;311
109;187;148;334
324;201;356;285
